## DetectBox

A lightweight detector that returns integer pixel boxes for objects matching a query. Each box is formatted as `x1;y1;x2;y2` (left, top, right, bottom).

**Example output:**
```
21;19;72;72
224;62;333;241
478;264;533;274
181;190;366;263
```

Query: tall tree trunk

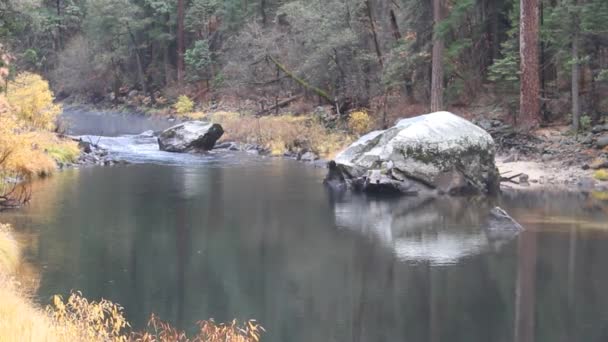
56;0;63;50
127;24;147;96
164;43;171;86
571;2;580;131
572;31;580;131
177;0;185;85
489;0;500;62
365;0;383;68
260;0;267;26
430;0;444;112
519;0;541;129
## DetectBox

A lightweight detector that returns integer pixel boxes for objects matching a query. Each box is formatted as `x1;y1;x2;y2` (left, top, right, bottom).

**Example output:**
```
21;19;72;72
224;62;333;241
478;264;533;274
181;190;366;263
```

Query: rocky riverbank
475;119;608;192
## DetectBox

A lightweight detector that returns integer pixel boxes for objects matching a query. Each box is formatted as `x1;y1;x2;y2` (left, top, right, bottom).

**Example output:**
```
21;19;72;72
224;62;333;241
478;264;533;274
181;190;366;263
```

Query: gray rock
487;207;524;231
213;142;233;149
581;133;594;145
158;121;224;153
326;111;500;196
300;152;319;162
591;124;608;134
78;140;92;154
596;135;608;149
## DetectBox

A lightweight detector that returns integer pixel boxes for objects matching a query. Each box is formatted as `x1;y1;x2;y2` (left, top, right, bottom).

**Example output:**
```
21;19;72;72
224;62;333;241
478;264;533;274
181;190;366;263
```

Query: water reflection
332;195;520;265
0;161;607;342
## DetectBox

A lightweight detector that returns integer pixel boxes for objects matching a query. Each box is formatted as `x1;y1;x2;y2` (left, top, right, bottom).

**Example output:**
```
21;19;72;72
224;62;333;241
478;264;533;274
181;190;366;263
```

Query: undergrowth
0;223;264;342
190;111;353;158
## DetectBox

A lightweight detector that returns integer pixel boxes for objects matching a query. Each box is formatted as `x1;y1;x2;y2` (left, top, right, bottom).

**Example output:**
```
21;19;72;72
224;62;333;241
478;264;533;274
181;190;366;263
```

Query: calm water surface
1;112;608;342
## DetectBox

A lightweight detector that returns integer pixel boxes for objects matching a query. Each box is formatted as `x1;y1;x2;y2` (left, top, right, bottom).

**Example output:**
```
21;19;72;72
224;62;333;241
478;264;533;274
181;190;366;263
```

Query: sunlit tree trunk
430;0;444;112
519;0;541;129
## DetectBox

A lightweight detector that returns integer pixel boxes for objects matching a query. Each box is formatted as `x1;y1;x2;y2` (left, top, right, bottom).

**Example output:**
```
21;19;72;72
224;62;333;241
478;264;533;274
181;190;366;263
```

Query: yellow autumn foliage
174;95;194;116
0;73;78;183
594;169;608;181
6;72;61;131
347;111;372;135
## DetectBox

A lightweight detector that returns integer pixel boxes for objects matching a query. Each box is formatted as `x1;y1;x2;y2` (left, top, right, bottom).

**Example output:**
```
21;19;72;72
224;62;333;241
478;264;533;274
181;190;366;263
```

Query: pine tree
519;0;541;129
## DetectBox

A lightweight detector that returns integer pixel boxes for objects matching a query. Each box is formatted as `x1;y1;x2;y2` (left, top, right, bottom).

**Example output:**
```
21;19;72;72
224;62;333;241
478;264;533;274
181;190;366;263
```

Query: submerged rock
158;121;224;153
487;207;523;232
326;111;500;196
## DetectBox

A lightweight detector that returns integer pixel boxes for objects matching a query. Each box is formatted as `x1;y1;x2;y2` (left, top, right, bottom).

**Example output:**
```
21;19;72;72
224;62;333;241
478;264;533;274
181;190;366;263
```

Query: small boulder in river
158;121;224;153
325;111;500;196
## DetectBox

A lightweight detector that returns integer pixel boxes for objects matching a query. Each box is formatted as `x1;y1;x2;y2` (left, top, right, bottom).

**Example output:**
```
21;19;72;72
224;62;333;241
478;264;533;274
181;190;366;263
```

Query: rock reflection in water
332;194;520;265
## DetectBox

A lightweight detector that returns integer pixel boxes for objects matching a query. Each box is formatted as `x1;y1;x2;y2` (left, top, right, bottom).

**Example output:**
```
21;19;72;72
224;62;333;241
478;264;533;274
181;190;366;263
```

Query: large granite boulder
158;121;224;152
325;111;500;195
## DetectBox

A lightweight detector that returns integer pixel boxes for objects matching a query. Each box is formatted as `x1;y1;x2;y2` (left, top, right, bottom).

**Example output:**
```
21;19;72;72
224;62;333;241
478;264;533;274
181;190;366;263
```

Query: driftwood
500;171;523;184
256;95;302;116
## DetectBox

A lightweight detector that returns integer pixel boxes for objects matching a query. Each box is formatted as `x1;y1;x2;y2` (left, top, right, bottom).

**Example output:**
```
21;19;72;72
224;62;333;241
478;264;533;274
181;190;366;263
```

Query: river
1;109;608;341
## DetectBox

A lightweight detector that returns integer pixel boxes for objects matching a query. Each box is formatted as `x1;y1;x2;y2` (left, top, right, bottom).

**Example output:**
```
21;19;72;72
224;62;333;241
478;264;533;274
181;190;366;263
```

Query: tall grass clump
206;112;353;158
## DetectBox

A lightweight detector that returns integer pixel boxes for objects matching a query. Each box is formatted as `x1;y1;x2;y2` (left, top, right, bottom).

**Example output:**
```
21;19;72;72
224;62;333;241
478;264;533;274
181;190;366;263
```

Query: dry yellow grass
0;224;20;276
0;223;264;342
201;111;352;158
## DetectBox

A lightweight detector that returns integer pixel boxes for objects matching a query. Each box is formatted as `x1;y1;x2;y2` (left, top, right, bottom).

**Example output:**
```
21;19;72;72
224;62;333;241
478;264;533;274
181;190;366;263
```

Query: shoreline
59;105;608;195
496;157;608;193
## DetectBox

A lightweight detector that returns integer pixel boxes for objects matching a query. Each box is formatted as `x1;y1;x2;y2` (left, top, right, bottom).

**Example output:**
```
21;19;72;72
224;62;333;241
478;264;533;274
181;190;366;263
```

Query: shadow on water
2;109;608;341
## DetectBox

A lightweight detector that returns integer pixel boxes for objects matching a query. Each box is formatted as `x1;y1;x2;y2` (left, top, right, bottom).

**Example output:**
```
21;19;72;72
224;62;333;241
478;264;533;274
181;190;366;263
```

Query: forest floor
490;124;608;192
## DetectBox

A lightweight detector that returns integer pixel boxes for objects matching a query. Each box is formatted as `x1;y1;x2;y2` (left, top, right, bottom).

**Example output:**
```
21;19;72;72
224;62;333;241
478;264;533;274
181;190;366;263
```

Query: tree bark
572;31;580;131
430;0;445;112
177;0;185;85
126;23;147;96
260;0;267;26
571;2;580;131
519;0;541;129
365;0;383;68
56;0;63;50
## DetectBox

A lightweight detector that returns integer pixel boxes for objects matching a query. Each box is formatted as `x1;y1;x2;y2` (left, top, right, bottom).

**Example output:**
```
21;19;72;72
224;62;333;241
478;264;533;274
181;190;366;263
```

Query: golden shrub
1;73;71;178
594;169;608;181
209;112;352;158
347;111;371;135
174;95;194;115
6;72;61;131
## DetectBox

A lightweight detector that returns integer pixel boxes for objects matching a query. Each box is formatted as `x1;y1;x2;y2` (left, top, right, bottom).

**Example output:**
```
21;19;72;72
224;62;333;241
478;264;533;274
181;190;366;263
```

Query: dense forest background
1;0;607;129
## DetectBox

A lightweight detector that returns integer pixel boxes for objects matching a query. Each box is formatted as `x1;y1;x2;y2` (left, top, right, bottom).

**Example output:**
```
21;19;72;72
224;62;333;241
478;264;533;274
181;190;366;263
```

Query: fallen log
256;95;302;116
266;55;334;105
